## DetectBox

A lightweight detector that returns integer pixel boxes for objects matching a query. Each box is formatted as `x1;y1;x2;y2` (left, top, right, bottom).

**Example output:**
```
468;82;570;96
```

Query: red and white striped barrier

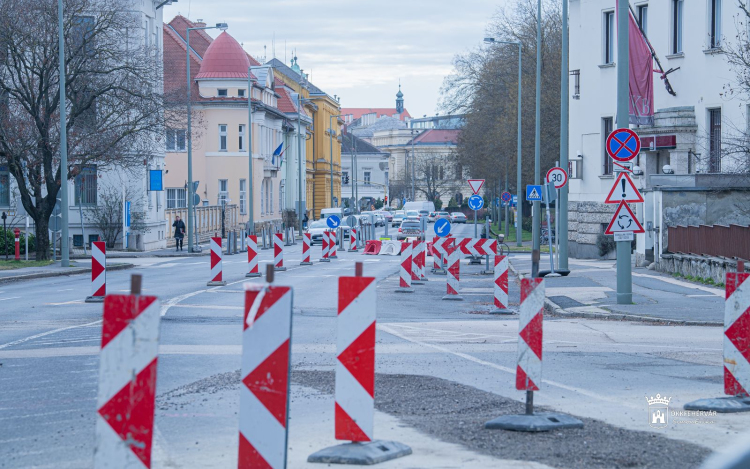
95;294;161;468
418;240;428;281
320;231;330;262
246;235;261;278
208;237;226;286
411;240;423;285
301;233;313;265
492;255;510;314
239;284;293;468
458;238;497;257
86;241;106;303
273;233;286;271
396;242;414;293
349;228;358;252
724;273;750;397
442;245;462;300
432;237;442;272
335;274;376;441
329;231;338;259
433;238;453;275
517;278;544;391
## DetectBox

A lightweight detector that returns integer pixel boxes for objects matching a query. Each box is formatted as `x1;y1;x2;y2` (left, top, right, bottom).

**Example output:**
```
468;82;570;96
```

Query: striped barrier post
261;227;270;250
301;233;313;265
329;230;338;259
432;237;442;272
442;246;462;300
320;231;331;262
208;236;227;286
239;280;293;468
273;233;286;271
86;241;106;303
395;242;414;293
419;240;428;281
349;228;358;252
411;240;423;285
245;235;261;278
485;277;583;431
685;272;750;412
492;255;511;314
94;282;161;468
308;264;412;464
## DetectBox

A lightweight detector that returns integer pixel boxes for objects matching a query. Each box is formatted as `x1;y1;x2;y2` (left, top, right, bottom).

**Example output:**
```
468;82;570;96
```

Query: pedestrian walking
172;215;186;251
303;211;309;230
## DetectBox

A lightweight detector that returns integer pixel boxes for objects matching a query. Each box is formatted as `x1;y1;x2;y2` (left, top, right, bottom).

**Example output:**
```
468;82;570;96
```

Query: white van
320;208;344;220
403;201;436;213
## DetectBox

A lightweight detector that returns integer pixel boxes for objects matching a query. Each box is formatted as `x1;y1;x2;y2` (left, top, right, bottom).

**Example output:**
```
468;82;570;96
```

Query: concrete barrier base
485;412;584;432
308;440;412;465
684;396;750;413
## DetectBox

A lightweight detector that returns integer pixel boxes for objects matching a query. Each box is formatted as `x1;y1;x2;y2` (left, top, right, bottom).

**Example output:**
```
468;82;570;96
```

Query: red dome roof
195;32;250;79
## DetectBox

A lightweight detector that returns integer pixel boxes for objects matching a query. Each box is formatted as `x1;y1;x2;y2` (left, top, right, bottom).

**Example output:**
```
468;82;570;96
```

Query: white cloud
163;0;502;116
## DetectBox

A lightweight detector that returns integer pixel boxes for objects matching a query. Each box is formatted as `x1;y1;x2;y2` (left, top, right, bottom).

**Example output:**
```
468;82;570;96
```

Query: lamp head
216;23;228;31
484;37;495;43
662;164;674;174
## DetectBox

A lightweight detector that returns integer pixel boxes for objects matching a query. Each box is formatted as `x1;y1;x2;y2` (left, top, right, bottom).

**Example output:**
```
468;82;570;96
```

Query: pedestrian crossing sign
526;185;543;202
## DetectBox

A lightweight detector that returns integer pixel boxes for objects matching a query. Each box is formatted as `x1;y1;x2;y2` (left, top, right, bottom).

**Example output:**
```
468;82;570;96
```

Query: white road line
0;297;21;301
0;320;103;350
168;304;243;310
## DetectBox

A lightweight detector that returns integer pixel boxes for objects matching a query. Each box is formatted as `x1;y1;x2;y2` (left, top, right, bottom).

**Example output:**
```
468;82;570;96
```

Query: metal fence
166;205;240;247
668;224;750;261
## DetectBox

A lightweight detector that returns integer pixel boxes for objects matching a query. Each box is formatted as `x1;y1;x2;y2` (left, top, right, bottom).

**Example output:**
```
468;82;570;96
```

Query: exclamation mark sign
621;178;627;198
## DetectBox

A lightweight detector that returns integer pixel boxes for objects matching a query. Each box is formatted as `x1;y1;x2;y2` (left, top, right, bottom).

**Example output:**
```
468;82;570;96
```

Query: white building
341;132;390;210
568;0;750;261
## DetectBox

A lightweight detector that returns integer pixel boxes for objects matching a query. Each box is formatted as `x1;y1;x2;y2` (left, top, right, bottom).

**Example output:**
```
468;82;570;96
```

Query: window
363;171;371;185
239;179;247;214
217;89;228;97
709;108;722;172
570;70;581;99
637;4;648;37
603;11;615;64
238;89;246;97
0;165;9;207
342;171;349;185
710;0;722;48
75;164;97;205
166;129;186;151
166;188;186;209
672;0;684;54
219;179;228;205
260;179;266;215
219;124;227;151
602;117;614;175
239;125;245;152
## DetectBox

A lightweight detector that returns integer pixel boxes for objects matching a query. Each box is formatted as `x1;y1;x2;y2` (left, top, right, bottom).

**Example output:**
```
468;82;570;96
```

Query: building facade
568;0;750;260
341;132;390;210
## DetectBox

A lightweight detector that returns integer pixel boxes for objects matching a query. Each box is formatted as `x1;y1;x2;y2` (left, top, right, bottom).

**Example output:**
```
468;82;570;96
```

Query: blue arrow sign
526;185;543;201
468;194;484;210
326;215;341;229
434;218;451;237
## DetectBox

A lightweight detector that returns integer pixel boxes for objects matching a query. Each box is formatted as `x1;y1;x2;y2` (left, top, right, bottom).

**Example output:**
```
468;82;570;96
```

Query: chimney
194;19;206;27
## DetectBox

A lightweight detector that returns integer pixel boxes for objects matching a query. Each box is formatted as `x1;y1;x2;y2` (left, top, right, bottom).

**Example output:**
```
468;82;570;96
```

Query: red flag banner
625;3;654;125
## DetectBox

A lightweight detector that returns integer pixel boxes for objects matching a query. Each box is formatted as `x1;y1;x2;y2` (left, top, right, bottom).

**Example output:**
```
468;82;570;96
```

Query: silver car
450;212;467;224
306;219;351;245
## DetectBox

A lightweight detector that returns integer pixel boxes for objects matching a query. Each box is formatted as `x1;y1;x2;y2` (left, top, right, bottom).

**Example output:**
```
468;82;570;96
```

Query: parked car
450;212;467;224
427;212;438;222
397;219;422;240
392;212;406;227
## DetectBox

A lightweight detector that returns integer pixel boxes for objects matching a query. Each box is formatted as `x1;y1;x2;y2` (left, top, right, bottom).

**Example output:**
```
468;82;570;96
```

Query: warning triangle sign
467;179;485;194
605;201;644;235
605;172;644;204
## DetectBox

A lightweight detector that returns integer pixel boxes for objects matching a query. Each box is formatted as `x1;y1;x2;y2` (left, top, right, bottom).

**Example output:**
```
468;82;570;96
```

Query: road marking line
44;300;85;306
0;320;103;350
0;297;21;301
168;304;243;310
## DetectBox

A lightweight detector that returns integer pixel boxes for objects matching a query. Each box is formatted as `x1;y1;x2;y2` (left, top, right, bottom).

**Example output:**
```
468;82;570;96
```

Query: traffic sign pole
616;0;632;305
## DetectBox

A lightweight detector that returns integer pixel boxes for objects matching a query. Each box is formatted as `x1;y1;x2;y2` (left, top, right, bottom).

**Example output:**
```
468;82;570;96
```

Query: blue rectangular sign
125;201;131;228
149;169;163;191
526;185;543;201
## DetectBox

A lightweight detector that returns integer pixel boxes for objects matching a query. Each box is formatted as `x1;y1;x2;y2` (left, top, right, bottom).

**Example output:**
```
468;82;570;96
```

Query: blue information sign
326;215;341;229
149;170;163;191
433;218;451;237
526;185;543;201
467;194;484;210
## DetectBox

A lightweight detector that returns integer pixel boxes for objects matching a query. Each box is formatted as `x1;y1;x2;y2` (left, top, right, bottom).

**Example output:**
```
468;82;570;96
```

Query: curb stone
506;260;722;327
0;263;134;285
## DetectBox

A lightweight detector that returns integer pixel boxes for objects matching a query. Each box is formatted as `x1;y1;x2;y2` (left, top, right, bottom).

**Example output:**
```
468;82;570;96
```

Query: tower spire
395;80;404;114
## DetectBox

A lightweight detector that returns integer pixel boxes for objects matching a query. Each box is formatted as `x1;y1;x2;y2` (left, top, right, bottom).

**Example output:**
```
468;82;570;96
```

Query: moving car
320;207;343;220
391;211;406;227
427;212;438;222
435;211;451;221
306;219;352;245
450;212;467;224
419;209;430;220
377;210;393;222
397;219;422;240
403;201;436;213
405;210;420;219
361;211;385;227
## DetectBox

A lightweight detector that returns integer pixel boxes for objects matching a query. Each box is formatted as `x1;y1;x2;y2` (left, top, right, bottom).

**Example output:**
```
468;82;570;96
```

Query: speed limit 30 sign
546;167;568;189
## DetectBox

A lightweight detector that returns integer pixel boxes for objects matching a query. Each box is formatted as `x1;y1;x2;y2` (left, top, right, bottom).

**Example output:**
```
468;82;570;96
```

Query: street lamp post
484;38;522;247
410;130;416;200
247;68;257;235
616;0;632;303
186;22;227;252
532;0;542;276
297;91;305;234
329;114;341;207
58;0;69;266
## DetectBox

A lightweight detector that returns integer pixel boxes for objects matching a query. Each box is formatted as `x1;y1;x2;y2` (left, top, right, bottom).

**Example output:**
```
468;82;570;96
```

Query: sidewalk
509;255;725;325
70;243;211;259
0;260;133;284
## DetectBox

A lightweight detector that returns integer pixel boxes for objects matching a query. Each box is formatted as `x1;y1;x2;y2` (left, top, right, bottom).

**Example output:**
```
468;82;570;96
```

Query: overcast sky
163;0;502;118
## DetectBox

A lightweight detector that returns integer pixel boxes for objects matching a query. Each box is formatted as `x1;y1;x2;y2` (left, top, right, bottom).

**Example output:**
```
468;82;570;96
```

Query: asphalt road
0;222;740;468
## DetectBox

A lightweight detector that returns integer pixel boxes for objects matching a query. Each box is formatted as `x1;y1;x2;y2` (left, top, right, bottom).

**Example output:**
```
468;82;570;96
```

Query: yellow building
267;57;342;219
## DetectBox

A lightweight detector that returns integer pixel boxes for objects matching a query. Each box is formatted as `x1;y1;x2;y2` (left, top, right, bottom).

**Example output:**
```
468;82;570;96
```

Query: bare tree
413;152;459;206
0;0;164;259
83;181;149;248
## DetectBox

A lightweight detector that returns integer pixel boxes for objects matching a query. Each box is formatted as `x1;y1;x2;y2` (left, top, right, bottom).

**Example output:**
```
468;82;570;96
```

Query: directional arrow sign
604;172;644;204
605;201;644;235
434;218;451;237
467;179;485;194
326;215;341;229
